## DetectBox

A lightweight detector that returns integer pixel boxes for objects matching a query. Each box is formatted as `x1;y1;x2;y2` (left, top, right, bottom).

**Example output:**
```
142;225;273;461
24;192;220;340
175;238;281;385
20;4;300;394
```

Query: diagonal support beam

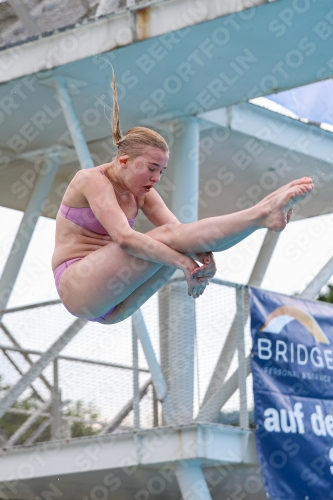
175;462;213;500
46;77;94;170
196;356;251;423
199;248;329;424
200;231;279;417
199;323;237;412
1;323;52;392
248;231;280;286
0;153;60;318
0;428;7;445
1;350;44;402
0;319;86;420
24;400;70;446
6;400;51;447
198;243;329;424
100;378;152;435
132;310;176;424
299;255;333;300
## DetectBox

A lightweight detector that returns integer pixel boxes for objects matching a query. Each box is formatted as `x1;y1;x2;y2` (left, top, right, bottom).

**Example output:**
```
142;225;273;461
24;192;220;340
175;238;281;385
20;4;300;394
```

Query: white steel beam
47;77;94;169
199;238;328;424
299;255;333;300
248;231;280;286
0;342;148;372
0;152;60;318
159;118;199;424
0;423;256;483
132;310;167;401
51;359;62;440
100;378;152;435
200;102;333;167
24;400;70;446
132;309;176;425
132;323;140;429
0;0;265;83
175;462;213;500
0;323;52;392
5;400;51;447
0;318;86;420
236;287;248;429
199;322;237;412
171;118;200;222
199;231;279;417
1;349;44;402
1;299;61;315
196;355;251;423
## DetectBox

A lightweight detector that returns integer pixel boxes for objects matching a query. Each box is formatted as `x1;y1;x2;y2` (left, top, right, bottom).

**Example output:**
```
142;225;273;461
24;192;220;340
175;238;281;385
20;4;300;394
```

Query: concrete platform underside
0;423;265;500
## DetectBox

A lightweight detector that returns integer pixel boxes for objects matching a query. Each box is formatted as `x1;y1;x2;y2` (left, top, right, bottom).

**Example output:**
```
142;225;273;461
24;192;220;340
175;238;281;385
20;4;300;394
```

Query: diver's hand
191;252;217;281
184;268;209;298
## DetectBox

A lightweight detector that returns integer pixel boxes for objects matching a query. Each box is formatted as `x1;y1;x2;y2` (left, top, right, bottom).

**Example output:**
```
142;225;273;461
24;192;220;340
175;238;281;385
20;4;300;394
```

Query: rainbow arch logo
260;305;330;345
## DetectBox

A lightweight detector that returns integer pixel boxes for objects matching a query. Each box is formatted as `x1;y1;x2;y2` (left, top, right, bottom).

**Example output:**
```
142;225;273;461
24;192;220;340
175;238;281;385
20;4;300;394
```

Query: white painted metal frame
158;118;199;427
248;231;280;286
200;102;333;167
0;323;52;392
132;309;176;425
100;378;152;435
0;342;149;373
300;255;333;299
51;358;62;440
47;77;94;170
0;424;256;482
0;318;86;419
5;399;51;447
25;400;70;446
236;287;248;429
199;229;280;420
132;323;140;429
175;462;213;500
0;152;61;316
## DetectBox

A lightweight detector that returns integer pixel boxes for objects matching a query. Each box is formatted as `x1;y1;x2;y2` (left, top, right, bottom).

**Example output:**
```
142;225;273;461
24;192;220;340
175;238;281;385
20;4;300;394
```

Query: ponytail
111;69;169;158
111;67;122;146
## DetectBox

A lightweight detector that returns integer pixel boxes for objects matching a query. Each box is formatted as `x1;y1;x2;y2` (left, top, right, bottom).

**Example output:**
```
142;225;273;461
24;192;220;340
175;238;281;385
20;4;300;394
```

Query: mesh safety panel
0;282;253;445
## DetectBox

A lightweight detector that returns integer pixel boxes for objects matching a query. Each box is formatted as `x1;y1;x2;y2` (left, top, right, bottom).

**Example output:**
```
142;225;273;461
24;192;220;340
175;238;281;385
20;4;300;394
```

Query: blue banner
250;287;333;500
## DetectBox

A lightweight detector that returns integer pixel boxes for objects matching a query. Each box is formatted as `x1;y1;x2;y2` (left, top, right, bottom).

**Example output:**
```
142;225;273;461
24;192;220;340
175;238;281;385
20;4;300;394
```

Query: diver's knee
160;223;182;248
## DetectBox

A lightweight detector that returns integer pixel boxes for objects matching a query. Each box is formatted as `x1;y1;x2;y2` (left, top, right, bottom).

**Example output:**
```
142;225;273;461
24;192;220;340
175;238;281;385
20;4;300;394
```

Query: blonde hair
111;68;169;158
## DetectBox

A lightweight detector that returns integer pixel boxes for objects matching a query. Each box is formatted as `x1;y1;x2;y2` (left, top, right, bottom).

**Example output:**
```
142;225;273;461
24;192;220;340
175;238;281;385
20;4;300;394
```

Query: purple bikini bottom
53;258;116;322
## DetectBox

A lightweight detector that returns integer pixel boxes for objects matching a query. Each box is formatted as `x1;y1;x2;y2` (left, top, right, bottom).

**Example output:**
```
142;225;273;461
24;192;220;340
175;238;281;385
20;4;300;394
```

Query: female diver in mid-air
52;74;313;324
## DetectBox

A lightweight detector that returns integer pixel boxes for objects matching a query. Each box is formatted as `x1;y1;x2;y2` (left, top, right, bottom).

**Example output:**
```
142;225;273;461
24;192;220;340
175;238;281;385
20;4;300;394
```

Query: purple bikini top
58;167;138;234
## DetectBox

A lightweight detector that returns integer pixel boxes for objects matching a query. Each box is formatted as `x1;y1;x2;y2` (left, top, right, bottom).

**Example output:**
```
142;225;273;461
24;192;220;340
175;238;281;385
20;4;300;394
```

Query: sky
1;204;333;310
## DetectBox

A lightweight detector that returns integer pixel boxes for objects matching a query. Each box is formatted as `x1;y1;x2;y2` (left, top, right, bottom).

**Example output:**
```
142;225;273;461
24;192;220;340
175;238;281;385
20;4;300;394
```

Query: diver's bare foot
257;177;313;231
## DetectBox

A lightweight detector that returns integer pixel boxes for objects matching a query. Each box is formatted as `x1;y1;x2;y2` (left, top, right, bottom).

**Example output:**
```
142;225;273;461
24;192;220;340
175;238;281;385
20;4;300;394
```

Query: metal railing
0;278;251;448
